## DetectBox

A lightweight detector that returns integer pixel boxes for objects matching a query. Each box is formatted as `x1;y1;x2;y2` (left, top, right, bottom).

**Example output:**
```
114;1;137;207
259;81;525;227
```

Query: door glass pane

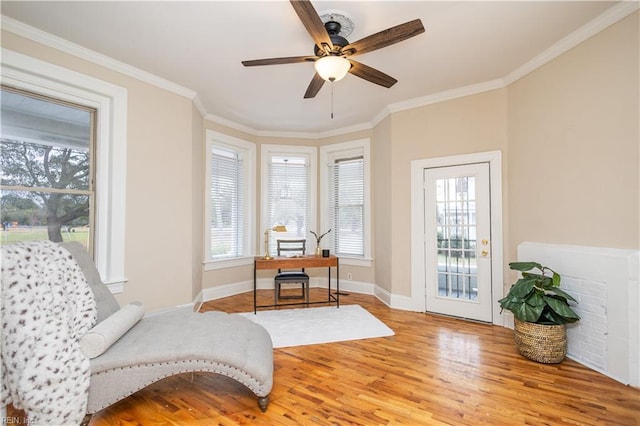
435;175;477;300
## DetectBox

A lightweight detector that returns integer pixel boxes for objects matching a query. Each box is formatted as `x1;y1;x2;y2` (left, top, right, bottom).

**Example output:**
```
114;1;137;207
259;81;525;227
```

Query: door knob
481;250;489;256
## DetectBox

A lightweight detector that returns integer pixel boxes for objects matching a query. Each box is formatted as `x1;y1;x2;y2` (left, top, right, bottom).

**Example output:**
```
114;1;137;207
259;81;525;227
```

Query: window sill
203;256;255;271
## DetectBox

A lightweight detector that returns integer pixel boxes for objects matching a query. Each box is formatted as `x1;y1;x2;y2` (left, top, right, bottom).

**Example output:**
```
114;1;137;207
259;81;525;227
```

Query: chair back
276;239;306;256
276;239;306;272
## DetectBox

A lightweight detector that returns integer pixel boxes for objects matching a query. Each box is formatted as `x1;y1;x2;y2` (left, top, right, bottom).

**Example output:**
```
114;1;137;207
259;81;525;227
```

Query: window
1;86;96;250
1;50;127;291
205;131;255;269
330;156;364;256
261;145;316;256
320;139;372;265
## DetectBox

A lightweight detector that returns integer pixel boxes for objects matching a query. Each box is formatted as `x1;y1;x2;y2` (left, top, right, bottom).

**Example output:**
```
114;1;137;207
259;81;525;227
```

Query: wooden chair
275;239;309;304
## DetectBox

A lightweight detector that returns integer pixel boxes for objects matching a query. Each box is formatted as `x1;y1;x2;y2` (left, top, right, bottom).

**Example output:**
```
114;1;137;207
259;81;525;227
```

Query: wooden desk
253;255;339;313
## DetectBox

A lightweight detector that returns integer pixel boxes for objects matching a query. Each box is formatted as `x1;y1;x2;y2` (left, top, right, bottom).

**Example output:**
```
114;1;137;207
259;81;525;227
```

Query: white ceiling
0;1;631;136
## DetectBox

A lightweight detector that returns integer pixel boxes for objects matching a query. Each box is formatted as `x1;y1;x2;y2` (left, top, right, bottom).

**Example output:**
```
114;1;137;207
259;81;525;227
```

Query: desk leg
336;260;340;308
327;266;331;304
253;262;257;314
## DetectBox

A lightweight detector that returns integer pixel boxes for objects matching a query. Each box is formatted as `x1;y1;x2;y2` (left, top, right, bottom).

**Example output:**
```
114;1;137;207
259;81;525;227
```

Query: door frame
410;151;504;325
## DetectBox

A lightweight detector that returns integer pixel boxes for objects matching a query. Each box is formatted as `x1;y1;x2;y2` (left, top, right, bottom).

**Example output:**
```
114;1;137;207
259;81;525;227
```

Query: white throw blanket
1;241;97;426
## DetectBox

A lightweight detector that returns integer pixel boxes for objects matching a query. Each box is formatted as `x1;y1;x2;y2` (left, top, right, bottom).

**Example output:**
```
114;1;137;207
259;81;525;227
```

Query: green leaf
509;262;542;272
513;301;544;322
540;308;565;325
527;291;546;307
509;277;536;298
498;296;519;312
548;287;578;303
551;272;561;286
544;296;581;320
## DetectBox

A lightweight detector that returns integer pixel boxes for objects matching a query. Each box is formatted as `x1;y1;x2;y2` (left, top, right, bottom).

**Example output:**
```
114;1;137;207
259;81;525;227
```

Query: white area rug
238;304;394;348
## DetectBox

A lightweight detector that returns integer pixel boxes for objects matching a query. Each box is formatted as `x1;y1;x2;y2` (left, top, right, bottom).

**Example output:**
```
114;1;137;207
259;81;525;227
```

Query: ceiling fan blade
242;56;316;67
290;0;333;53
343;19;425;57
349;60;397;88
304;73;325;98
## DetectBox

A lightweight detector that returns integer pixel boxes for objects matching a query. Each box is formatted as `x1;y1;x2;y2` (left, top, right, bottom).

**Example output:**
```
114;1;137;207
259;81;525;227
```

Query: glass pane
1;89;91;190
434;175;478;301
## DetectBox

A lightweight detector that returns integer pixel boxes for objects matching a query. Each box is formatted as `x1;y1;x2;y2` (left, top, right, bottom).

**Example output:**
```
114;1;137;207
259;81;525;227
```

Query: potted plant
498;261;580;363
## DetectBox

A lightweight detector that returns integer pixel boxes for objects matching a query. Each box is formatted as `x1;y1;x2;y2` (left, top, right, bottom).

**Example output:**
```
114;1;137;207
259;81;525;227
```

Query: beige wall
372;116;393;292
385;90;509;297
507;12;639;254
123;84;195;310
191;105;204;302
2;31;200;312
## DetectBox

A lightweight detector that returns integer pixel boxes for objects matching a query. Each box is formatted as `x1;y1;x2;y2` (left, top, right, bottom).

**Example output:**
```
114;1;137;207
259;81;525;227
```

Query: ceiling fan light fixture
314;56;351;82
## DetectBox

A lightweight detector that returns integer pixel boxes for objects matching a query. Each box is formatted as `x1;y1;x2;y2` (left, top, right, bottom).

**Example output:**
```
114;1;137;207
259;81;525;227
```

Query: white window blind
266;156;309;254
330;156;365;257
209;146;244;259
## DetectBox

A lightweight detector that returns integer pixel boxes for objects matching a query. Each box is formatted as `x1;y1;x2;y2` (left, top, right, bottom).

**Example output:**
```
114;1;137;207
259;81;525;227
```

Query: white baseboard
200;278;414;313
202;280;253;301
334;279;375;295
192;290;204;313
373;286;415;311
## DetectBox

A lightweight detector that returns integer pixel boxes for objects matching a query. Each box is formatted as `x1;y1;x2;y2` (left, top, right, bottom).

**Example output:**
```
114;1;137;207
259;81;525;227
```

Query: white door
423;163;492;322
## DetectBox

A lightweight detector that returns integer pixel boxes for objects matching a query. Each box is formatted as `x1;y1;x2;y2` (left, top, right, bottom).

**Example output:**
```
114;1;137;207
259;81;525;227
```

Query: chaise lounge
1;241;273;425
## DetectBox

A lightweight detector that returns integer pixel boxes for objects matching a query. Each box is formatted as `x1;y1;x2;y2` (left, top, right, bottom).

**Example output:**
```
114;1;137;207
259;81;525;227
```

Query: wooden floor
15;290;640;425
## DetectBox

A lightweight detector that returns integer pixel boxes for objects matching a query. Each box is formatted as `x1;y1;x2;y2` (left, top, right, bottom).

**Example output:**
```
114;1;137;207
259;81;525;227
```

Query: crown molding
1;16;197;101
191;94;207;119
389;79;506;116
204;112;258;136
370;105;393;128
204;112;373;140
263;121;372;140
504;1;639;85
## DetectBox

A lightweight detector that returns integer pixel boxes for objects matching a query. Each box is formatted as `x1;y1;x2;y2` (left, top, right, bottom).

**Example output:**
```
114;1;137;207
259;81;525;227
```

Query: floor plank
15;290;640;425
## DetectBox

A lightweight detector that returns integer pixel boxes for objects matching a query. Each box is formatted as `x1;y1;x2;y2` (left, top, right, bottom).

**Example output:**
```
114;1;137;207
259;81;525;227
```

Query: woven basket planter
514;318;567;364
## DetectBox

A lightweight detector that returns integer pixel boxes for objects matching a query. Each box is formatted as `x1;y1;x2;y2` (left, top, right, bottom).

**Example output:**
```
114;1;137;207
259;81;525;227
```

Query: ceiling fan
241;0;425;99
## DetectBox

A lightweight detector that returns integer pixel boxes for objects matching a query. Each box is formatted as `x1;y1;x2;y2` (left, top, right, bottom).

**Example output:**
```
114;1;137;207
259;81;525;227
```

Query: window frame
260;144;317;256
1;48;128;292
320;138;372;267
203;130;256;270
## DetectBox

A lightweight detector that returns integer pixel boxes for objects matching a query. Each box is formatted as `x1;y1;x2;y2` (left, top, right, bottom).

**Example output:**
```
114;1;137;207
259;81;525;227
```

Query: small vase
316;246;321;256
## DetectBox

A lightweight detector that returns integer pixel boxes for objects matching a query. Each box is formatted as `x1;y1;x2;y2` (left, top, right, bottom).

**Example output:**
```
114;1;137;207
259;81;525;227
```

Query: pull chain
330;82;334;119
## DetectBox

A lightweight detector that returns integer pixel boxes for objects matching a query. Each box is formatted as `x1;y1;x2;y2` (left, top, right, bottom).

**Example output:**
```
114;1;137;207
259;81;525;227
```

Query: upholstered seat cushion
275;271;309;281
87;307;273;413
